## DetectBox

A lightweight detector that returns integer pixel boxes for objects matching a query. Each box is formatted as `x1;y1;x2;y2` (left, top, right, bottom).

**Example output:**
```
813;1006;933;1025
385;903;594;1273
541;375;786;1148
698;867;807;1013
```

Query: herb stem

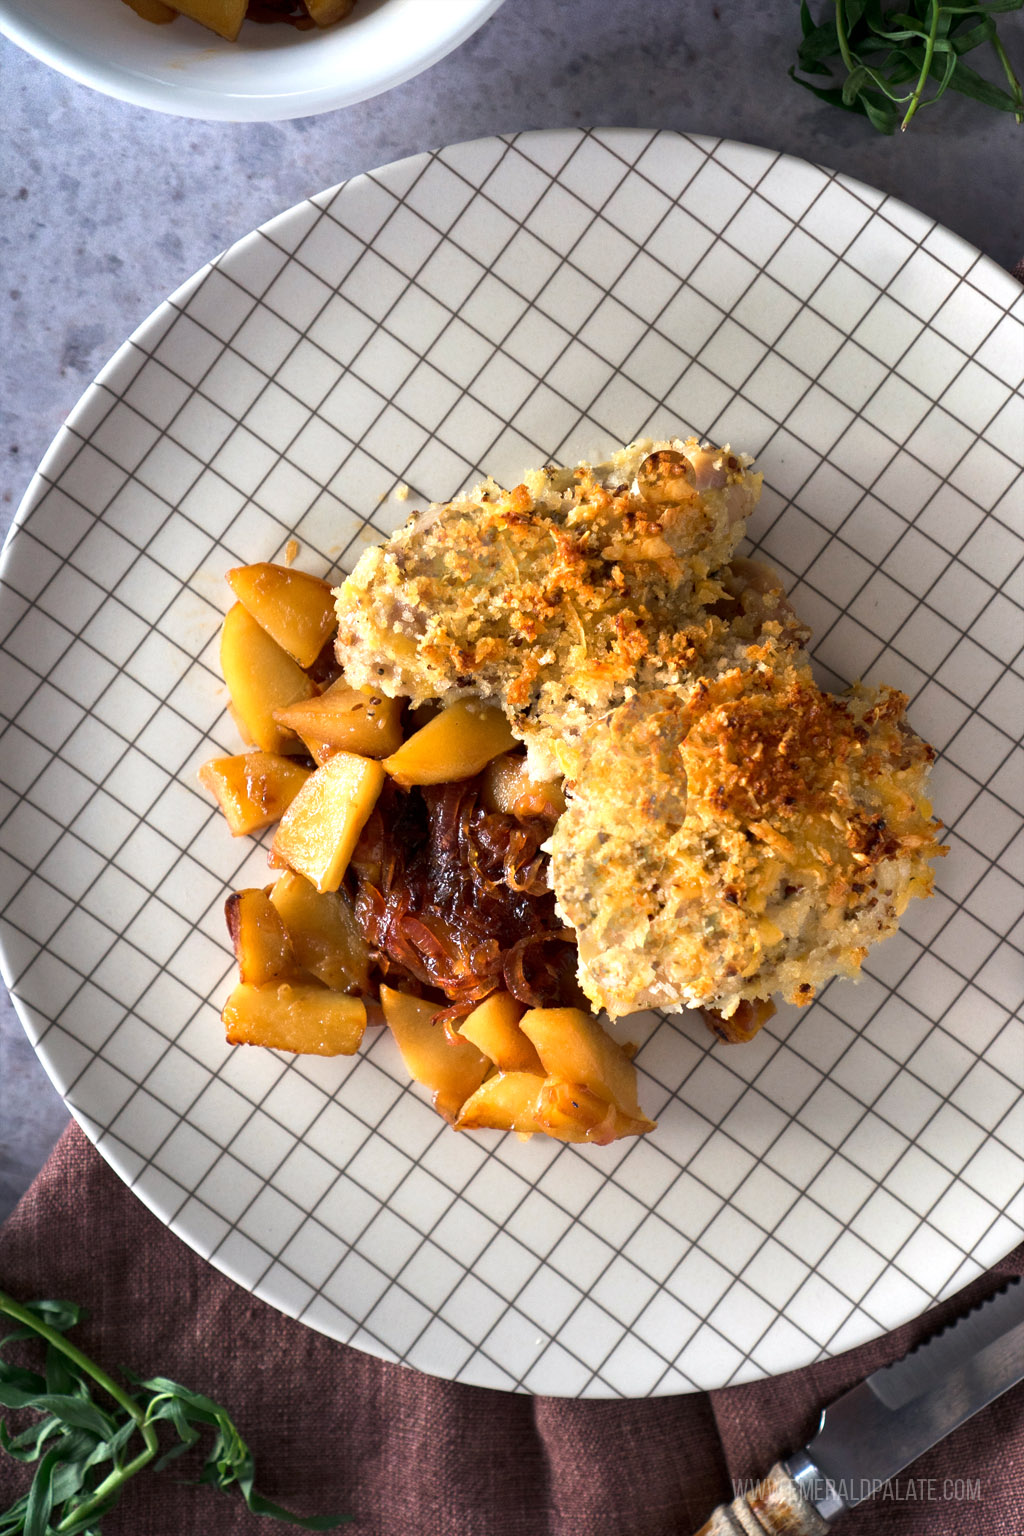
0;1291;153;1444
796;0;1023;135
53;1445;157;1533
0;1286;161;1530
902;0;942;128
991;29;1024;122
2;1290;343;1532
834;0;859;74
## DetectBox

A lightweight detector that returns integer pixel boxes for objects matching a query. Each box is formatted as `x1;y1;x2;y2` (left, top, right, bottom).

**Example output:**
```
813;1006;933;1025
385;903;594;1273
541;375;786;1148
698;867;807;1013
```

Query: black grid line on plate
654;905;1021;1384
596;133;1019;451
0;141;786;1155
282;135;679;564
208;132;1021;589
48;960;1024;1395
0;145;596;1213
536;811;1024;1392
0;135;780;737
495;132;1022;528
35;142;1024;614
429;139;1024;865
225;786;1024;1400
157;1026;847;1394
2;132;1024;1400
460;131;1016;480
0;577;278;963
358;956;997;1391
565;154;1021;667
0;192;399;1021
56;879;1017;1306
5;135;1007;1093
82;856;1016;1311
2;909;1024;1394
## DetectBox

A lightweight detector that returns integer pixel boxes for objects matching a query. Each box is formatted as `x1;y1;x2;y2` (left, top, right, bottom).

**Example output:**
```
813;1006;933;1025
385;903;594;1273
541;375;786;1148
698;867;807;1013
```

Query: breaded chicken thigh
334;438;763;773
550;648;945;1021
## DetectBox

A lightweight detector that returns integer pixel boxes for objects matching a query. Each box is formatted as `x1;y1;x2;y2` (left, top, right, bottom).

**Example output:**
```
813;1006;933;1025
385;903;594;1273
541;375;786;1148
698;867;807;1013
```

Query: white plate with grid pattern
2;129;1022;1399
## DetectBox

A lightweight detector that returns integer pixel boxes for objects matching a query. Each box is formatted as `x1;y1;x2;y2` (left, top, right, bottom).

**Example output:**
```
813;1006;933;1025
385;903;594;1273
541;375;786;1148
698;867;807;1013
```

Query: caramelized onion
503;929;580;1008
349;776;580;1009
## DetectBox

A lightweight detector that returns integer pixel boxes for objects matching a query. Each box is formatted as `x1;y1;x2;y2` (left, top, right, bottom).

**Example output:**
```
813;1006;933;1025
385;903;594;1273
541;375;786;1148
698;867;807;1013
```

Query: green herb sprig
0;1290;347;1534
792;0;1024;132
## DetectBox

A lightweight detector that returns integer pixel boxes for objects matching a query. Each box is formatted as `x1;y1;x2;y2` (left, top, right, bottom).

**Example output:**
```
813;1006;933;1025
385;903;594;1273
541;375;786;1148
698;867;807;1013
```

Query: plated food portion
121;0;354;41
202;436;946;1147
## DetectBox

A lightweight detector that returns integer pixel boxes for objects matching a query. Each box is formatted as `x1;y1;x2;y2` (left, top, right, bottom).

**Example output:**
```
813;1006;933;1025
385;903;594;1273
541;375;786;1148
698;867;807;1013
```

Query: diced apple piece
269;869;370;993
272;751;384;894
534;1079;611;1142
199;752;312;836
455;1071;546;1133
305;0;356;23
169;0;246;41
225;888;299;985
458;992;543;1074
223;981;366;1055
480;753;566;821
274;680;404;763
122;0;177;22
535;1078;656;1145
382;699;517;787
519;1007;645;1121
227;563;338;668
220;602;315;755
380;986;489;1123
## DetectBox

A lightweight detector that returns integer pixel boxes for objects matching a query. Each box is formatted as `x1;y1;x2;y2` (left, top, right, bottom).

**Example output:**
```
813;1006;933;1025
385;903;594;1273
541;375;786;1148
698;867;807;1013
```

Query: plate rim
2;126;1021;1398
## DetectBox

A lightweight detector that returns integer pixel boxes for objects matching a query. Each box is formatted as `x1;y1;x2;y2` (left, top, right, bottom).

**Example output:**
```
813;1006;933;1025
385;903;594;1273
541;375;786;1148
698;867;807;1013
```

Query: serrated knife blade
696;1278;1024;1535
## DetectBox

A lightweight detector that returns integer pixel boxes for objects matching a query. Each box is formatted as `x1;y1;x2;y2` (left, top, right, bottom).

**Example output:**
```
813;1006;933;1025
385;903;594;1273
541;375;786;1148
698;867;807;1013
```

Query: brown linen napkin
1;1121;1021;1536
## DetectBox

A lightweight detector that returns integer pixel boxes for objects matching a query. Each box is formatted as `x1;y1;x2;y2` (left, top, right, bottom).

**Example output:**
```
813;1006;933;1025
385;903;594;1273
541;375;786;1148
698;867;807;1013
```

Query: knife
696;1277;1024;1534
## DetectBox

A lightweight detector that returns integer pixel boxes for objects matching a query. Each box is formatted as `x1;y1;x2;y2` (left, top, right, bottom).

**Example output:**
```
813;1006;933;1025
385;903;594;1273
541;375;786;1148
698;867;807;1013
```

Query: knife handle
694;1462;831;1535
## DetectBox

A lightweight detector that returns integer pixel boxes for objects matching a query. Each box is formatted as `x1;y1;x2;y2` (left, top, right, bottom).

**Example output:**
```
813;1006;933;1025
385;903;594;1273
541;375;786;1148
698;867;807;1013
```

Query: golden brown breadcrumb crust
334;439;763;771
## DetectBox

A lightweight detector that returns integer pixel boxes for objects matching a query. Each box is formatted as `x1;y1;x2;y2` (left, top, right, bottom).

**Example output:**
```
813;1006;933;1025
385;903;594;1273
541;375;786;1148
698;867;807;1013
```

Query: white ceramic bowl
0;0;505;121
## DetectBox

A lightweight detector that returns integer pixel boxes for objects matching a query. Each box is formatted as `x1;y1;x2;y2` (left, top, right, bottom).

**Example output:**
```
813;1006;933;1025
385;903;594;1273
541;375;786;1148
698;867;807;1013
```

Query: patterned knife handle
695;1462;832;1535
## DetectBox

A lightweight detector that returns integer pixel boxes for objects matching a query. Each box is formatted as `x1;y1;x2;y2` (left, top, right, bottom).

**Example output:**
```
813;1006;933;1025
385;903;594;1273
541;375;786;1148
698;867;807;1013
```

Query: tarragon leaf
1;1293;350;1534
791;0;1024;130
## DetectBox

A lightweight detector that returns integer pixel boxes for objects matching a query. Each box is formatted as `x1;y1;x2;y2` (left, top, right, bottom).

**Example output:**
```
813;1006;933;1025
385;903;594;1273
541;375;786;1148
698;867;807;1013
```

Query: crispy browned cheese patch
551;649;947;1020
